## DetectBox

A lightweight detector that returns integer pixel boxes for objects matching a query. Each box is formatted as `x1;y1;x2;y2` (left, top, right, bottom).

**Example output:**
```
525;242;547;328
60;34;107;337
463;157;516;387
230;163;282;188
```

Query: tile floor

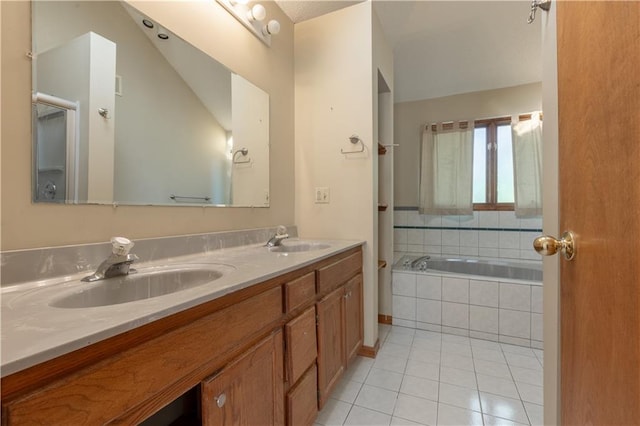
316;324;543;426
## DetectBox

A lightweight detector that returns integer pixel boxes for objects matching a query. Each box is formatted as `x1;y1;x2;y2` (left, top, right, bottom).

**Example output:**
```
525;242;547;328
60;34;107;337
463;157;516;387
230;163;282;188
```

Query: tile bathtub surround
392;271;543;349
316;324;543;426
394;209;542;262
0;226;298;286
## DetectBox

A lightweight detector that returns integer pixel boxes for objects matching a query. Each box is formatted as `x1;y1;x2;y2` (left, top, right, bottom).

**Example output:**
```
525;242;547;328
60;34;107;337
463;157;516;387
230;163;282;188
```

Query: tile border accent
394;225;543;233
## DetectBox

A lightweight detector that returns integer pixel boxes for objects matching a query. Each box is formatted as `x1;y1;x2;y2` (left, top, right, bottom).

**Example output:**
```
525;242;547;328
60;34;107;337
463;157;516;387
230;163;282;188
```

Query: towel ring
232;148;250;164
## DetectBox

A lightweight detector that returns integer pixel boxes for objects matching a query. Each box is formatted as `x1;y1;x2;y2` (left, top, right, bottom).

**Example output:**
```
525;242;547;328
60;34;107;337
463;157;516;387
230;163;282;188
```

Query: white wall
231;74;270;206
295;2;393;349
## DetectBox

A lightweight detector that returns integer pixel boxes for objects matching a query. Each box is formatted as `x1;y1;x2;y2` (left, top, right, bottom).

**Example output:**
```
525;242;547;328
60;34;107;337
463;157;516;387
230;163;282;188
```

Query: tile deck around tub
316;325;543;426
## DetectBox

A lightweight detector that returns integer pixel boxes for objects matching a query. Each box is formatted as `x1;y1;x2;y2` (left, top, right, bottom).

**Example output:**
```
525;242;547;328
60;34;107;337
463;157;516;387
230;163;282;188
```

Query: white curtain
511;112;543;217
419;121;474;215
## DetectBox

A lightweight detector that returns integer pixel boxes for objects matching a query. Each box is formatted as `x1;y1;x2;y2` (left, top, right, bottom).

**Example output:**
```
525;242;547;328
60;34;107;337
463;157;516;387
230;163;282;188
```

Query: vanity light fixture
216;0;279;46
247;4;266;21
262;19;280;36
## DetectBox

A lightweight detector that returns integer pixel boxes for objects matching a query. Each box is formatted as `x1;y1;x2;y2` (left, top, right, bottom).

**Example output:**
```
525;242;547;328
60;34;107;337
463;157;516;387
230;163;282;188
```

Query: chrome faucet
410;255;431;270
266;225;289;247
81;237;139;282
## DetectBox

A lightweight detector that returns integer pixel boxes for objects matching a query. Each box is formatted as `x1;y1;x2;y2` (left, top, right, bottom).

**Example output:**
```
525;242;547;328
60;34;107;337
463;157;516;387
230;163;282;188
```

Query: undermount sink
50;264;234;309
268;242;331;253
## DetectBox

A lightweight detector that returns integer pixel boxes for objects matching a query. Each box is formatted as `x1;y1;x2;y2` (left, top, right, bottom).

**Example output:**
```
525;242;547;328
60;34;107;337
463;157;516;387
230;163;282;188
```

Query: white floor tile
441;341;473;357
409;347;441;364
412;336;442;351
366;368;405;392
473;359;512;379
390;325;417;336
439;366;478;389
317;330;543;426
354;384;398;415
374;354;409;374
500;344;536;357
441;354;475;371
380;342;412;359
386;332;415;347
437;403;483;426
405;358;440;381
504;352;543;370
390;416;425;426
438;382;481;412
414;330;443;341
393;394;438;425
316;398;352;425
524;402;544;426
399;375;439;401
479;392;529;424
343;356;374;383
472;347;506;364
441;334;471;345
516;381;543;405
333;379;364;404
470;339;503;351
476;374;520;399
509;366;543;387
483;414;528;426
344;405;392;426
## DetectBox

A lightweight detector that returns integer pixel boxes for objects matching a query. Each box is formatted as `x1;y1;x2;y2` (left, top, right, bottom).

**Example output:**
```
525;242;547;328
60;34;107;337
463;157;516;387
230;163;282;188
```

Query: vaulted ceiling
276;1;542;103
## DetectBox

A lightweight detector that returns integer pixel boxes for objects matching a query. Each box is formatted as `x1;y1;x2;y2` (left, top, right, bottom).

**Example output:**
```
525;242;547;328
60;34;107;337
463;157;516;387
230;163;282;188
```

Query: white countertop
0;239;362;377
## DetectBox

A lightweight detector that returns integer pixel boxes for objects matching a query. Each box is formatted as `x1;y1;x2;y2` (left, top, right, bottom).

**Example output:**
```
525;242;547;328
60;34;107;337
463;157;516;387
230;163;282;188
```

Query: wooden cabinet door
285;306;317;385
343;274;363;365
286;364;318;426
201;331;284;426
316;286;344;409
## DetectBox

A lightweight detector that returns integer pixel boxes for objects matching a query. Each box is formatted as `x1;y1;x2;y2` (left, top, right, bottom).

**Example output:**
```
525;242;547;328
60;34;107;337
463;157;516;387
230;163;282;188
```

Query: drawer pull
216;393;227;408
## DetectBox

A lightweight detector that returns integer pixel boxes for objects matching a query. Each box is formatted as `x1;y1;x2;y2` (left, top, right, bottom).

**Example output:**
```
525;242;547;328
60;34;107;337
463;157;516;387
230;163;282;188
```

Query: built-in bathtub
391;255;543;348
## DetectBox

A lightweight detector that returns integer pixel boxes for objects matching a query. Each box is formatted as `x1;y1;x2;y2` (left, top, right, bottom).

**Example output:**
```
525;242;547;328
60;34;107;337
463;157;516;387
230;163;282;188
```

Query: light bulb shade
262;19;280;35
247;4;266;21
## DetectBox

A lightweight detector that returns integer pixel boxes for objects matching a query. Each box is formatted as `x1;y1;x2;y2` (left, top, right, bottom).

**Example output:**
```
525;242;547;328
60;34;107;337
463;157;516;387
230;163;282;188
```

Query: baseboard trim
378;314;392;325
357;339;380;358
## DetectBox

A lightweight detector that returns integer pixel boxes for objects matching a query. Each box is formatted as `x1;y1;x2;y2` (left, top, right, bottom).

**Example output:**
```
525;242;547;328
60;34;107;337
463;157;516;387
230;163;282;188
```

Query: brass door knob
533;231;576;260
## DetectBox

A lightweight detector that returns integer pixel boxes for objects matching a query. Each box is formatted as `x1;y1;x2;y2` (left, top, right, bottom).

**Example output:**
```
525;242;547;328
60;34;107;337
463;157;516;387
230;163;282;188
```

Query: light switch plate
315;187;330;204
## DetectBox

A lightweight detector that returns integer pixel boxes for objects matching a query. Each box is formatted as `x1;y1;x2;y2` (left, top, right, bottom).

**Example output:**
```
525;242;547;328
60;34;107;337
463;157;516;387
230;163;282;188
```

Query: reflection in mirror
32;1;270;207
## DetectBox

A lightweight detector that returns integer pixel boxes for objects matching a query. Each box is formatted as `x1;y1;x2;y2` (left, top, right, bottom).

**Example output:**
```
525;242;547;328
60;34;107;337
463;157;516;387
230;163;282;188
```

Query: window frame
473;116;515;211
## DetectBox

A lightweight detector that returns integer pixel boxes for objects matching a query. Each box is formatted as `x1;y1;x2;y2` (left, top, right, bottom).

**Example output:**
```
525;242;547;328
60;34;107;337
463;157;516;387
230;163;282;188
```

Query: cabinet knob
216;393;227;408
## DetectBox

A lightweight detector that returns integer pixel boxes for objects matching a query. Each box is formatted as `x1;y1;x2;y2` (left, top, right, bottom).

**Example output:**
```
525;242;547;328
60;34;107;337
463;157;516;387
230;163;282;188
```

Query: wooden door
557;2;640;424
201;331;284;425
343;274;363;365
316;286;344;409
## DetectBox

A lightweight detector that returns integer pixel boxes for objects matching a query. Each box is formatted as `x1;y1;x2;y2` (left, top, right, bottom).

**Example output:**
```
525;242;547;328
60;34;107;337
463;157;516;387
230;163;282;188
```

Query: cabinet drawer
284;272;316;312
286;364;318;426
285;306;317;385
316;251;362;295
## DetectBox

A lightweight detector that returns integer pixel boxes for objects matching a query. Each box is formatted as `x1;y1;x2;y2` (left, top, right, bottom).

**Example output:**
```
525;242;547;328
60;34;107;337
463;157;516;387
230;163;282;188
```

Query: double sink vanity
1;229;364;425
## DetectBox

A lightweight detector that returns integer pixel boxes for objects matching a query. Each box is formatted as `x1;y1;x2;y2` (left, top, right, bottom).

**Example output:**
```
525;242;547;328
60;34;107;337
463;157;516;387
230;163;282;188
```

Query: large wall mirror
32;1;270;207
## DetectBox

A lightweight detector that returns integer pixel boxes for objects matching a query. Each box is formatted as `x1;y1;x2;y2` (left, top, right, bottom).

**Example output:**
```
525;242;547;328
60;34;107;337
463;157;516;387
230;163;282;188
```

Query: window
472;117;514;210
